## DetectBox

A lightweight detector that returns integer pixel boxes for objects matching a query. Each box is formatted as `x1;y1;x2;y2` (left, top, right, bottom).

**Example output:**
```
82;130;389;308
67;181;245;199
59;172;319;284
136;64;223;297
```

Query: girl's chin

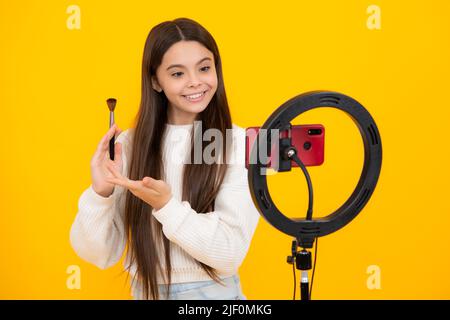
184;105;208;115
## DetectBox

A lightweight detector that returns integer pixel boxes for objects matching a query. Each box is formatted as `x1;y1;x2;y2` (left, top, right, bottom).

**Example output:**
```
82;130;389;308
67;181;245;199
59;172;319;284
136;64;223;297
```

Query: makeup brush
106;98;117;160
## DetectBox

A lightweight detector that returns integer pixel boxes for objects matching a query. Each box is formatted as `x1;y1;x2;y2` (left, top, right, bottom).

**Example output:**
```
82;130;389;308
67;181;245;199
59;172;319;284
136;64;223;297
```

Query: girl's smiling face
152;40;218;125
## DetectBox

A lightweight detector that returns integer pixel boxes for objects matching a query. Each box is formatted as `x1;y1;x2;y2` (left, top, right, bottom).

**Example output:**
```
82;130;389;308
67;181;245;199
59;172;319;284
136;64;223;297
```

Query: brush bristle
107;98;117;111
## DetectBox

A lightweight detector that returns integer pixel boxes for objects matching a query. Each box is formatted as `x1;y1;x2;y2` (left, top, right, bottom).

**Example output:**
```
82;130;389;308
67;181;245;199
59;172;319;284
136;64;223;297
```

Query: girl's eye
171;66;210;78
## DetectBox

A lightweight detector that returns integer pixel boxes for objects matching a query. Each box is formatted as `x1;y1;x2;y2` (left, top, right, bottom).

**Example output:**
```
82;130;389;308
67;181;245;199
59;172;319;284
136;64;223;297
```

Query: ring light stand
247;91;382;300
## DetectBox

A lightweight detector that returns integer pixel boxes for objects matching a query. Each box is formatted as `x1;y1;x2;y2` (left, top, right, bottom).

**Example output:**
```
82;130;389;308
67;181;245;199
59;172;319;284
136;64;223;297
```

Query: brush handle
109;111;115;160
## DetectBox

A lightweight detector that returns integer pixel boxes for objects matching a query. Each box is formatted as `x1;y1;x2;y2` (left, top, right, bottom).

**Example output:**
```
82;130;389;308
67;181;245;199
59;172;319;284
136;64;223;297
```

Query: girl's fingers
98;125;116;148
106;169;165;203
143;177;153;186
92;126;123;166
136;180;160;196
104;161;141;191
145;188;160;197
105;176;122;186
128;179;142;191
143;177;159;190
105;159;123;179
104;162;121;179
114;142;122;163
105;173;134;190
92;130;112;162
145;177;169;192
96;124;122;153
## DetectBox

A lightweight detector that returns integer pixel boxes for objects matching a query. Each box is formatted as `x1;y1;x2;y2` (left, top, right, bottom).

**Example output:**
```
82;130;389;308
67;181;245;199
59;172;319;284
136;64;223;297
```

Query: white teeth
184;91;205;100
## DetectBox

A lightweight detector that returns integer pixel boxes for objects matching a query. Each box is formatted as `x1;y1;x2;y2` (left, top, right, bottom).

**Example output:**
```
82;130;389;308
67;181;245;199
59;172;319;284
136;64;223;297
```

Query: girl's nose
187;73;202;87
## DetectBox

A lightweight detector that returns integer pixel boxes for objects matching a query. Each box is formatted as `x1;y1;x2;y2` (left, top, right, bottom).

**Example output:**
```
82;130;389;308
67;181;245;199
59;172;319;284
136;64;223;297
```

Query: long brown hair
123;18;232;300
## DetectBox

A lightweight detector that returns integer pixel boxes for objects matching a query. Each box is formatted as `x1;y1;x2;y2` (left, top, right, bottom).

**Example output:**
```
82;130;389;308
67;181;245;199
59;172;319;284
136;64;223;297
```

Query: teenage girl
70;17;260;300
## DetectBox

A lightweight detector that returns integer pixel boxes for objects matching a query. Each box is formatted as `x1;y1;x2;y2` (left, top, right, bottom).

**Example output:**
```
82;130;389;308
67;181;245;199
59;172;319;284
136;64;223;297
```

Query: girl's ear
151;76;163;93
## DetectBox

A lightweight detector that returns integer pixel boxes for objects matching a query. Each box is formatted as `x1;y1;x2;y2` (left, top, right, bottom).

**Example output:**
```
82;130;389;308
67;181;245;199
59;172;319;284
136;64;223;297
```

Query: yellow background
1;0;449;299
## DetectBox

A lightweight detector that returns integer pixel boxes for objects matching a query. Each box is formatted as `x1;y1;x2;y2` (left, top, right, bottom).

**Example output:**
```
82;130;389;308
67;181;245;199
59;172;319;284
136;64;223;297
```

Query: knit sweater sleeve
69;130;131;270
152;126;261;275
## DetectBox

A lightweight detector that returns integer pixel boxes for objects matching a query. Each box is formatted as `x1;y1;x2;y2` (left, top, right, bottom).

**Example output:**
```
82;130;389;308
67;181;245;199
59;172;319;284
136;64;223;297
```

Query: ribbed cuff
76;185;117;230
80;185;116;206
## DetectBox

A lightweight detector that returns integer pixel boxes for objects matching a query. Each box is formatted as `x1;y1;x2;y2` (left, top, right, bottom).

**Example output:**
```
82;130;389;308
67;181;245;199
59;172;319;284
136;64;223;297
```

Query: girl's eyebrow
166;57;212;71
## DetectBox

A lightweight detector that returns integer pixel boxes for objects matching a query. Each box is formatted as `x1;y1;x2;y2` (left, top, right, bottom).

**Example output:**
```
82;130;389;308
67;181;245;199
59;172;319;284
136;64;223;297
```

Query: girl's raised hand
103;160;172;211
90;124;123;198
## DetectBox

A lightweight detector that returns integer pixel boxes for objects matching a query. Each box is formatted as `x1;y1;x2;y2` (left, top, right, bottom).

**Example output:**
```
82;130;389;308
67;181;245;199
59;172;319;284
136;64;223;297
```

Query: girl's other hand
90;124;123;197
103;160;172;211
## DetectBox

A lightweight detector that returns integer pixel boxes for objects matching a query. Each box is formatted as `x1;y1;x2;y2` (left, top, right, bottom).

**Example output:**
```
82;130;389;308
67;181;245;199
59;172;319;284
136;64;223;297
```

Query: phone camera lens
308;129;322;135
303;142;312;150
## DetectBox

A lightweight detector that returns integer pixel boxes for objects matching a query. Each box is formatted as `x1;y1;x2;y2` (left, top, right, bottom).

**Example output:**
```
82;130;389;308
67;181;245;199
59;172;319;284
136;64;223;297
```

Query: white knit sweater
70;123;260;298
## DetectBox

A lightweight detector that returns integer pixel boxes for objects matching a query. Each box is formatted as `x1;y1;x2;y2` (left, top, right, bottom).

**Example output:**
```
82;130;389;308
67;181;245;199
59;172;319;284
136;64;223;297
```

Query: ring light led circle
248;91;382;240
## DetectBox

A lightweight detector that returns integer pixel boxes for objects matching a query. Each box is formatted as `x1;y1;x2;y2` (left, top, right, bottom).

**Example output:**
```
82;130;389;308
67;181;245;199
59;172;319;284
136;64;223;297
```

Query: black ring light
248;90;382;300
248;90;382;247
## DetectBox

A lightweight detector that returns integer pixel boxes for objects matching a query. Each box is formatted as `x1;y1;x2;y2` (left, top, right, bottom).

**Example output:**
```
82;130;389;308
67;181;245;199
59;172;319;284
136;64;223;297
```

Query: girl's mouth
182;90;207;103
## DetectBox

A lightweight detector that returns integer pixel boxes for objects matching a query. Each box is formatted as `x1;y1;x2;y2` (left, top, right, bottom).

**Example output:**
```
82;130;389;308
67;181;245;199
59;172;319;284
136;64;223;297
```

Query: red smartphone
245;124;325;169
